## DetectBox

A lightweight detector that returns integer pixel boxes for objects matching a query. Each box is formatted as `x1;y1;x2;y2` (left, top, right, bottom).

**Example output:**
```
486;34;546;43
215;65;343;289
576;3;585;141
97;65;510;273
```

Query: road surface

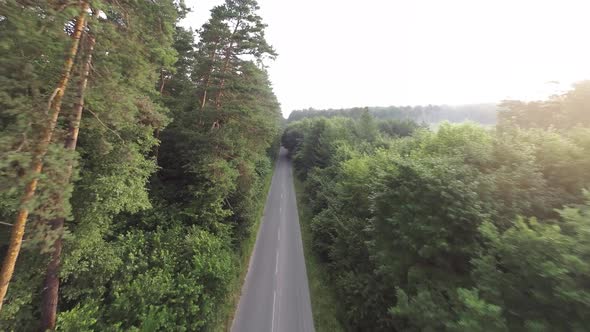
232;147;315;332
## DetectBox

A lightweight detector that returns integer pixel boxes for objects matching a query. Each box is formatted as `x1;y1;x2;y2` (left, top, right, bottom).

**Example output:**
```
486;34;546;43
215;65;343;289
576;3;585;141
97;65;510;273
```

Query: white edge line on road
272;290;277;332
275;251;279;275
278;229;280;241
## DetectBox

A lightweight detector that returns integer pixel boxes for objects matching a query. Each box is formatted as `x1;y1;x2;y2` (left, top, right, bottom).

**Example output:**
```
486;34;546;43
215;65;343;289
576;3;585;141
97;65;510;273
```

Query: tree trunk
213;46;233;110
159;68;167;94
214;19;241;110
0;2;88;313
39;32;95;331
200;82;209;109
200;43;219;111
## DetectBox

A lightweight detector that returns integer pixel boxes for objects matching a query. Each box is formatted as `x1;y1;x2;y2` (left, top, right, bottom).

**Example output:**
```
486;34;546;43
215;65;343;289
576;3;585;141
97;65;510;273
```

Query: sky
181;0;590;117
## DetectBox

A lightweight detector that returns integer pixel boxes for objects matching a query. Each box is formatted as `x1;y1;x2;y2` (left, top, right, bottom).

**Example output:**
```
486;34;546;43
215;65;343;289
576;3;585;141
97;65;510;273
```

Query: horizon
181;0;590;117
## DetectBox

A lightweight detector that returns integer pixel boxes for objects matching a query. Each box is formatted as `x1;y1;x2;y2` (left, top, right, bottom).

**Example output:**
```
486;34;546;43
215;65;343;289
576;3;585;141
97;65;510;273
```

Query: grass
294;179;347;332
212;164;275;332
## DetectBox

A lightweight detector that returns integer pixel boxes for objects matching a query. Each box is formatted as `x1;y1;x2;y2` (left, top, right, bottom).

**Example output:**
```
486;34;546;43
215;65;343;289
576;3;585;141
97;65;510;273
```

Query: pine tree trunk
153;127;161;161
200;82;209;110
214;19;241;110
200;44;219;110
159;68;167;94
214;46;233;110
0;2;88;312
39;33;95;331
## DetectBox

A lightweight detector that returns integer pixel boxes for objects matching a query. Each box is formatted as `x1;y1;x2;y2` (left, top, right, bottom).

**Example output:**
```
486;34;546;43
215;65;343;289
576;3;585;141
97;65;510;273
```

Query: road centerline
231;147;314;332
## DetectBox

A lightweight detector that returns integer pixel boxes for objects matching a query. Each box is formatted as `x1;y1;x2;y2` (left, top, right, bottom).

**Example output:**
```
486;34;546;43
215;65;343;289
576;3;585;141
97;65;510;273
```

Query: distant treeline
287;103;498;125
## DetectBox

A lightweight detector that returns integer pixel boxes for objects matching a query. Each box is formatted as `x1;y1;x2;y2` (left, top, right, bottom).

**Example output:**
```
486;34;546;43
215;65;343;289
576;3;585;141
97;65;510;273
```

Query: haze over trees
284;83;590;331
0;0;280;330
287;103;498;125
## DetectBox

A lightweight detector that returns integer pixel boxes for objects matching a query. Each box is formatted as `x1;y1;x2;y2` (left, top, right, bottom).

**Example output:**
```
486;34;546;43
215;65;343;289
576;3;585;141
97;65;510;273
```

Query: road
231;147;315;332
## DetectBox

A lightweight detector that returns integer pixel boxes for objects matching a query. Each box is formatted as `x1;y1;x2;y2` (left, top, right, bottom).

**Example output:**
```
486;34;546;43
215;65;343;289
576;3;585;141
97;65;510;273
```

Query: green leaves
499;81;590;130
1;0;279;330
448;288;507;332
57;225;235;331
287;103;590;331
469;206;590;330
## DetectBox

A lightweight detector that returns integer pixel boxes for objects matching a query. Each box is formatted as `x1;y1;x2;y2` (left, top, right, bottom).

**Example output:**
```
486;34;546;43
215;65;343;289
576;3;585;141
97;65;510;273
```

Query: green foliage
1;0;280;330
58;225;235;332
288;103;498;125
281;120;309;155
286;94;590;331
372;157;486;287
499;81;590;130
378;119;425;138
294;179;347;332
446;288;506;332
0;0;76;227
468;202;590;331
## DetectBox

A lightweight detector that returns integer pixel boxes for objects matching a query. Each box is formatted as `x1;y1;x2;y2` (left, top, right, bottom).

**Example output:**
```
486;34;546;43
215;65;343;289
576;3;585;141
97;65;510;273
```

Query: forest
0;0;281;330
287;103;498;126
283;81;590;331
2;1;590;331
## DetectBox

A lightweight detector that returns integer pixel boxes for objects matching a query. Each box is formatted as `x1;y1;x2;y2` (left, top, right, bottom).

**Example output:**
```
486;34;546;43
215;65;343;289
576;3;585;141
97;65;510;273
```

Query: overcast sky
181;0;590;117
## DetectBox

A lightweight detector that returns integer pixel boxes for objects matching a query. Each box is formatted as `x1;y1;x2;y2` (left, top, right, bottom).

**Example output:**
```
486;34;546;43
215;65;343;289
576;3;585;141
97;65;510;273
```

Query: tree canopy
287;104;498;125
285;82;590;331
0;0;280;330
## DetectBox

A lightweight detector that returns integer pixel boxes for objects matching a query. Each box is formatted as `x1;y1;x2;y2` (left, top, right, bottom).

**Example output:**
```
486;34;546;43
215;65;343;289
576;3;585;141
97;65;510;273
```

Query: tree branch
84;108;123;141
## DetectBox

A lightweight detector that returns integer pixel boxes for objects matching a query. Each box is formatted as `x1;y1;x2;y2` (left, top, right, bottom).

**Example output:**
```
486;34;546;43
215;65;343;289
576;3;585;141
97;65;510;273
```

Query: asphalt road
231;147;315;332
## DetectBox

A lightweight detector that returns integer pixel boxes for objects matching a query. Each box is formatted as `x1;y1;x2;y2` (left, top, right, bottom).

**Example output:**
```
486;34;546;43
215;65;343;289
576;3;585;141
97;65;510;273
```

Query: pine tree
157;0;280;232
195;0;276;115
39;29;96;331
0;0;283;328
0;0;89;311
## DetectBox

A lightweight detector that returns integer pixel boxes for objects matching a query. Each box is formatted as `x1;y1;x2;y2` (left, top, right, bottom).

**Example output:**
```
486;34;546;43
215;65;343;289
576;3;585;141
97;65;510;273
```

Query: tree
466;196;590;330
0;0;282;329
156;0;280;241
40;28;96;332
0;0;89;312
1;0;181;328
499;80;590;130
195;0;276;116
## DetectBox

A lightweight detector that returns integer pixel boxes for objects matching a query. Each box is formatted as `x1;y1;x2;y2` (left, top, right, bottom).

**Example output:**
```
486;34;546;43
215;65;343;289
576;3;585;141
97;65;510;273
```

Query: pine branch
46;88;60;114
84;108;123;141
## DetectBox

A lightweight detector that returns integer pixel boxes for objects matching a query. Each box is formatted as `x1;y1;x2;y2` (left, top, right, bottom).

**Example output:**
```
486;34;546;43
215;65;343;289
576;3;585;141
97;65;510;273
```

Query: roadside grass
213;167;274;332
294;179;347;332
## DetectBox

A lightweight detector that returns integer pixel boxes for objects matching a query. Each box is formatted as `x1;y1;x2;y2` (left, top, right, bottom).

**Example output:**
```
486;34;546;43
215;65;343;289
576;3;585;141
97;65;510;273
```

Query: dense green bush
59;225;234;331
